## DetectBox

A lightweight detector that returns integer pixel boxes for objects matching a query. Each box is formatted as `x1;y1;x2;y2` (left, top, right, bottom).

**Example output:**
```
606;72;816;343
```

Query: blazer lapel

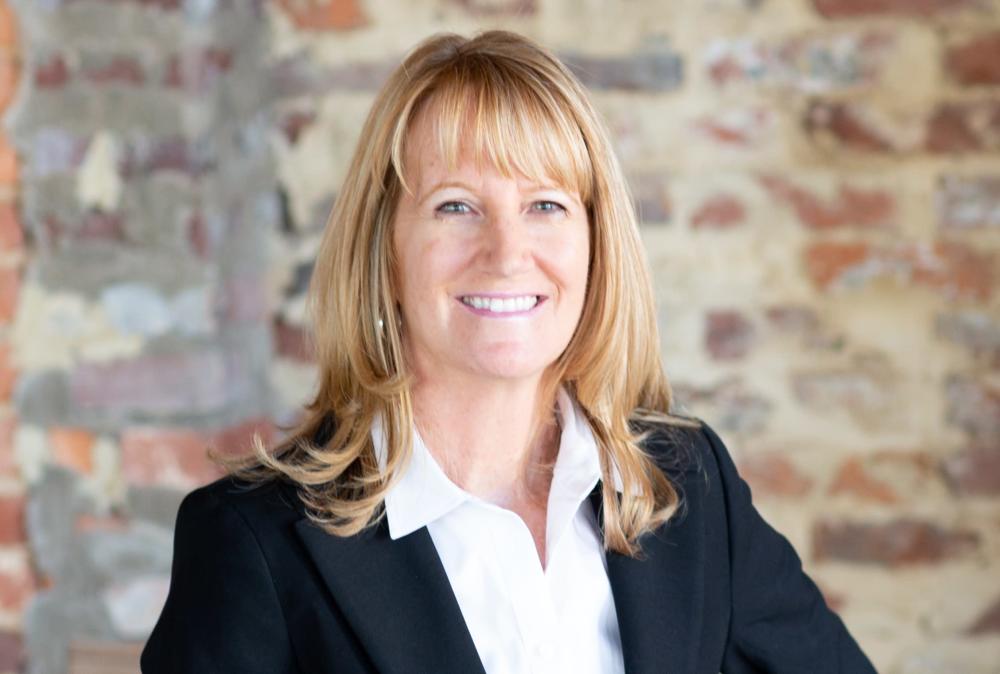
590;473;706;674
294;517;486;674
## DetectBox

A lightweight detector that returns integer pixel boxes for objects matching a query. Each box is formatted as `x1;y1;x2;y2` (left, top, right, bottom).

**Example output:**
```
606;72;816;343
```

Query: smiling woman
140;29;877;674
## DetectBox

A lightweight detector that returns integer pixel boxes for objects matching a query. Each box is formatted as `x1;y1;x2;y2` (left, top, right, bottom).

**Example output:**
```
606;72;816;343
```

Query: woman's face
391;105;591;386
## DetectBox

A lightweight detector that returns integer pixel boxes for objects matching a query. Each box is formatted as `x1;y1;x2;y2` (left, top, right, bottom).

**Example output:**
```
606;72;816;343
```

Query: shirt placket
486;507;565;674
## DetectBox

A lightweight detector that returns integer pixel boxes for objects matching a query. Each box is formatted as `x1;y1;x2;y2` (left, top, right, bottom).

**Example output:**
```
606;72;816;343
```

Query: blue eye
436;201;472;215
534;201;567;213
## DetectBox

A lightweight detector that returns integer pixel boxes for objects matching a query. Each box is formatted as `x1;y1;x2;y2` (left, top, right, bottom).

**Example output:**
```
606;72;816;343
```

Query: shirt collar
371;388;624;540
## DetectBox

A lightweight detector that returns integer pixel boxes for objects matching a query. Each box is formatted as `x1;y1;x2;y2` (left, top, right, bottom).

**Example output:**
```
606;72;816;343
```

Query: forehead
396;91;592;202
404;109;551;191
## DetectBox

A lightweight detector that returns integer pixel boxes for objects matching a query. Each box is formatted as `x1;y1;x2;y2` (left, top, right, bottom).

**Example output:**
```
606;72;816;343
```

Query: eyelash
436;200;567;215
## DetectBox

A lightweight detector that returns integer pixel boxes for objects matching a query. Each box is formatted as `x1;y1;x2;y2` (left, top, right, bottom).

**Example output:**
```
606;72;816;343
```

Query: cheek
398;235;470;303
550;228;591;301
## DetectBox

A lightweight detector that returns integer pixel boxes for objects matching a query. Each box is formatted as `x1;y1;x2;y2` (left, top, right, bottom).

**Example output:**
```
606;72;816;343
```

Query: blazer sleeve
700;423;879;674
140;486;298;674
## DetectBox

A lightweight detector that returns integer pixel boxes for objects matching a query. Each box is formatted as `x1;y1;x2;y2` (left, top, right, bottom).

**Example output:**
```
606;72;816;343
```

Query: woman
141;30;877;674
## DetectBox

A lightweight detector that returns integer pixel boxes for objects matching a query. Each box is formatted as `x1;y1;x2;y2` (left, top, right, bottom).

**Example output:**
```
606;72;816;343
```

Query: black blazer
140;420;877;674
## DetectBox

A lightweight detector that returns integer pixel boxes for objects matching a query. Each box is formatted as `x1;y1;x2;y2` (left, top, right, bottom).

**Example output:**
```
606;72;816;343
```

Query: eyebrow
419;180;478;204
418;179;580;205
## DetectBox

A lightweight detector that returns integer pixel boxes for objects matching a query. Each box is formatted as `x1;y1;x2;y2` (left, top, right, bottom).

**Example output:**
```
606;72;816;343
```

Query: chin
464;346;556;382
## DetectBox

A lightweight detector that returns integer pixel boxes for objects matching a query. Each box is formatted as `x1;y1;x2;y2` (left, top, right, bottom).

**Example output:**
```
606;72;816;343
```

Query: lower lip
457;296;546;318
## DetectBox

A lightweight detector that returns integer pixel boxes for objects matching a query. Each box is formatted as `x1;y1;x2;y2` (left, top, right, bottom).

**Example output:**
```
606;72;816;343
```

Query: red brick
694;108;773;148
759;175;895;229
274;316;314;362
0;341;13;402
925;101;1000;154
120;136;212;179
34;53;69;88
812;518;979;566
70;351;233;415
0;133;17;186
212;416;275;458
37;212;124;248
0;54;18;114
804;241;994;301
945;31;1000;86
0;495;25;545
828;456;898;504
0;630;23;672
0;267;19;323
909;241;994;301
738;452;813;497
936;175;1000;229
163;48;234;93
813;0;973;18
0;557;34;613
705;310;755;360
968;595;1000;635
280;109;316;145
275;0;367;31
805;101;895;153
84;55;144;86
49;427;95;475
120;427;223;490
121;417;272;489
691;194;745;229
802;241;870;290
941;447;1000;496
0;202;22;252
0;3;17;49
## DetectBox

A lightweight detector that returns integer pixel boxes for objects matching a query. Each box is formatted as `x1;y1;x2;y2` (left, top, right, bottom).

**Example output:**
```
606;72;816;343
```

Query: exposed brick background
0;0;997;672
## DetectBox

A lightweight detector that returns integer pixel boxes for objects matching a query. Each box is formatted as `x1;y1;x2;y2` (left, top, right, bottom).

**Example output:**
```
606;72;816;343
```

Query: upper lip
457;292;545;298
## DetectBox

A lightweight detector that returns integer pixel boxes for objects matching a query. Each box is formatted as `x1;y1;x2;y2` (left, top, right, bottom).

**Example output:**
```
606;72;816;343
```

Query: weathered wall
2;1;277;672
0;0;998;672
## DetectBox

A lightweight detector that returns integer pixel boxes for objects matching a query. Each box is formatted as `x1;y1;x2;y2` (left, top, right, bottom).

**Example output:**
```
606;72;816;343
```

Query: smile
459;294;543;315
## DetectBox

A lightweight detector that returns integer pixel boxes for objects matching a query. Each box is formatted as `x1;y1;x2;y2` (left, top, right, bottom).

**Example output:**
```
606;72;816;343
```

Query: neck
409;371;562;509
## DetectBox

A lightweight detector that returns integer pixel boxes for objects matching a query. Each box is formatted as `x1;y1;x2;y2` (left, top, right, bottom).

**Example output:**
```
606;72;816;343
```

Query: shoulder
630;413;721;478
176;473;306;539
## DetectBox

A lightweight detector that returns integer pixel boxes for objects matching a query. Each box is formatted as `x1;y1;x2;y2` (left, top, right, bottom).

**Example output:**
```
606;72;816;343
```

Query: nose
480;212;533;276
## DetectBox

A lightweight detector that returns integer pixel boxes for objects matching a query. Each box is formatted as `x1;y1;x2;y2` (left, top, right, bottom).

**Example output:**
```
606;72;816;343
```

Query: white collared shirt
371;388;626;674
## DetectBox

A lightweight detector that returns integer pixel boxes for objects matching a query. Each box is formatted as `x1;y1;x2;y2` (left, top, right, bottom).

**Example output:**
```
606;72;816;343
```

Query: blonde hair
224;29;699;556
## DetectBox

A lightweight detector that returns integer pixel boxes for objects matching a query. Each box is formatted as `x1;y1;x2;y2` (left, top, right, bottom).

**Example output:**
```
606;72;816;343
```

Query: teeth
462;295;539;313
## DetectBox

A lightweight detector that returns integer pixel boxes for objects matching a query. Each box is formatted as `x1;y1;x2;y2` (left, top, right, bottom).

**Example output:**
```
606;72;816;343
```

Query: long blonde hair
225;29;699;556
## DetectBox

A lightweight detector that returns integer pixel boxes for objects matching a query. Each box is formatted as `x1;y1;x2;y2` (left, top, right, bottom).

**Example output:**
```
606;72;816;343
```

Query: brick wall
0;0;998;672
3;1;277;672
0;0;24;671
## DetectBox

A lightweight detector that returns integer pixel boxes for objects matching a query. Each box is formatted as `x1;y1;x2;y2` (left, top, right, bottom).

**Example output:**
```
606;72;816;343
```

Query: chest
425;501;625;674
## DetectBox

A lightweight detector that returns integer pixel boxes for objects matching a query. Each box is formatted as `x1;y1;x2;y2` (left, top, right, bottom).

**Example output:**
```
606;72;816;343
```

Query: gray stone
124;485;186;529
25;467;91;580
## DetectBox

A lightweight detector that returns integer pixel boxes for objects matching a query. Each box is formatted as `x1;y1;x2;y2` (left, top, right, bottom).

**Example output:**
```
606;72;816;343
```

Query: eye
533;200;567;213
436;201;473;215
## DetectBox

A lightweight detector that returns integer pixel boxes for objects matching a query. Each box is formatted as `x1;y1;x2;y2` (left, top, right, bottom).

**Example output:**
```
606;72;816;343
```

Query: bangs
391;59;595;206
